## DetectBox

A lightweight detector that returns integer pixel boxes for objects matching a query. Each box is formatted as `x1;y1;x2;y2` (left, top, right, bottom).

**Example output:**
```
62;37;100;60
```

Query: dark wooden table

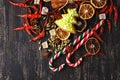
0;0;120;80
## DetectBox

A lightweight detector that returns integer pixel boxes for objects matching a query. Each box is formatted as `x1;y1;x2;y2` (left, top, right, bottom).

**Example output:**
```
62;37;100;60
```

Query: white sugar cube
49;29;56;36
99;13;106;20
34;0;40;5
41;7;49;15
42;41;48;48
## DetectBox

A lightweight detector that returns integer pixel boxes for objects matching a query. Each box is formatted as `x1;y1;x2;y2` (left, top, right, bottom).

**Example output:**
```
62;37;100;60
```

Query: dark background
0;0;120;80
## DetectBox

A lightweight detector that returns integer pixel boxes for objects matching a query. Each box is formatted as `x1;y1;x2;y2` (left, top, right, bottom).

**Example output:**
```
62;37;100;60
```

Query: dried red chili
100;5;108;13
93;31;104;43
30;30;45;42
99;27;104;36
13;24;33;35
113;4;118;26
109;0;113;15
8;0;27;8
18;14;41;19
105;6;110;15
107;20;112;33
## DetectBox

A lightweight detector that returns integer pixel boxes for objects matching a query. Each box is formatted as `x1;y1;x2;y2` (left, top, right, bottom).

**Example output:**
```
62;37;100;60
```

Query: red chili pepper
105;6;110;15
47;8;62;19
39;1;42;14
53;12;62;19
25;18;36;34
27;7;32;13
18;14;41;19
107;20;111;33
43;20;48;28
32;5;38;13
13;26;25;31
8;0;27;8
100;5;108;13
113;4;118;26
24;0;32;4
93;31;104;43
30;30;45;42
13;17;34;35
47;8;59;14
99;27;104;36
84;53;91;57
109;0;113;15
25;26;31;35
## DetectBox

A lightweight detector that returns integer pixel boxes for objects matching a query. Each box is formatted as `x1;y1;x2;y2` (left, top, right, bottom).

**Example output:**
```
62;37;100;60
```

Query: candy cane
66;20;104;67
49;29;90;72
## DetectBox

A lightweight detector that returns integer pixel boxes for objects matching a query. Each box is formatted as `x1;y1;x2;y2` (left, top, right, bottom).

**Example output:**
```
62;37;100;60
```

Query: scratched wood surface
0;0;120;80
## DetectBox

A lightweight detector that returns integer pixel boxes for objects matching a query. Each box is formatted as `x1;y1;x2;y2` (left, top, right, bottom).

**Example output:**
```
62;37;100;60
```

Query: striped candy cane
66;20;104;67
49;29;90;72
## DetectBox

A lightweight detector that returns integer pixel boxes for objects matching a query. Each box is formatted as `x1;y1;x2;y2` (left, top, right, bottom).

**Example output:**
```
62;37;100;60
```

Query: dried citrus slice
90;0;107;9
73;17;87;32
56;28;70;40
79;4;95;19
85;37;100;55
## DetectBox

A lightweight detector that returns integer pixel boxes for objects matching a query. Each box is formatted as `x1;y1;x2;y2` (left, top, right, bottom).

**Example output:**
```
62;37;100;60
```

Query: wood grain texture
0;0;120;80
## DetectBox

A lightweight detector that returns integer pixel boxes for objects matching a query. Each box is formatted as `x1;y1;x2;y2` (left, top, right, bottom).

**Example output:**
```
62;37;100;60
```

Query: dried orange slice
73;17;87;32
79;4;95;19
85;37;100;55
56;28;70;40
90;0;107;9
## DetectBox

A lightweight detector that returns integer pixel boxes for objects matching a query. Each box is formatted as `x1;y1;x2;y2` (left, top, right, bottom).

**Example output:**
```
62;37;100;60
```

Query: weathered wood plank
0;0;120;80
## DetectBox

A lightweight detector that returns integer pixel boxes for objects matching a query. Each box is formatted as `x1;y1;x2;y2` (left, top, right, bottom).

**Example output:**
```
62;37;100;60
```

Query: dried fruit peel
55;8;78;34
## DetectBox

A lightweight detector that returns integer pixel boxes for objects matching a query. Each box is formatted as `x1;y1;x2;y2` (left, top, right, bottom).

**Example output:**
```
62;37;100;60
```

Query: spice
18;14;41;19
113;4;118;26
65;45;74;53
107;20;111;33
109;0;113;15
54;38;61;44
8;0;27;8
99;5;108;13
30;30;45;42
43;51;51;57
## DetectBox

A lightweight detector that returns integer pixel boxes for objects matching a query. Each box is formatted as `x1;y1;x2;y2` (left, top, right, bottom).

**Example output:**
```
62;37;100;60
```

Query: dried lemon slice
56;28;70;40
85;37;100;55
90;0;107;9
79;4;95;19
